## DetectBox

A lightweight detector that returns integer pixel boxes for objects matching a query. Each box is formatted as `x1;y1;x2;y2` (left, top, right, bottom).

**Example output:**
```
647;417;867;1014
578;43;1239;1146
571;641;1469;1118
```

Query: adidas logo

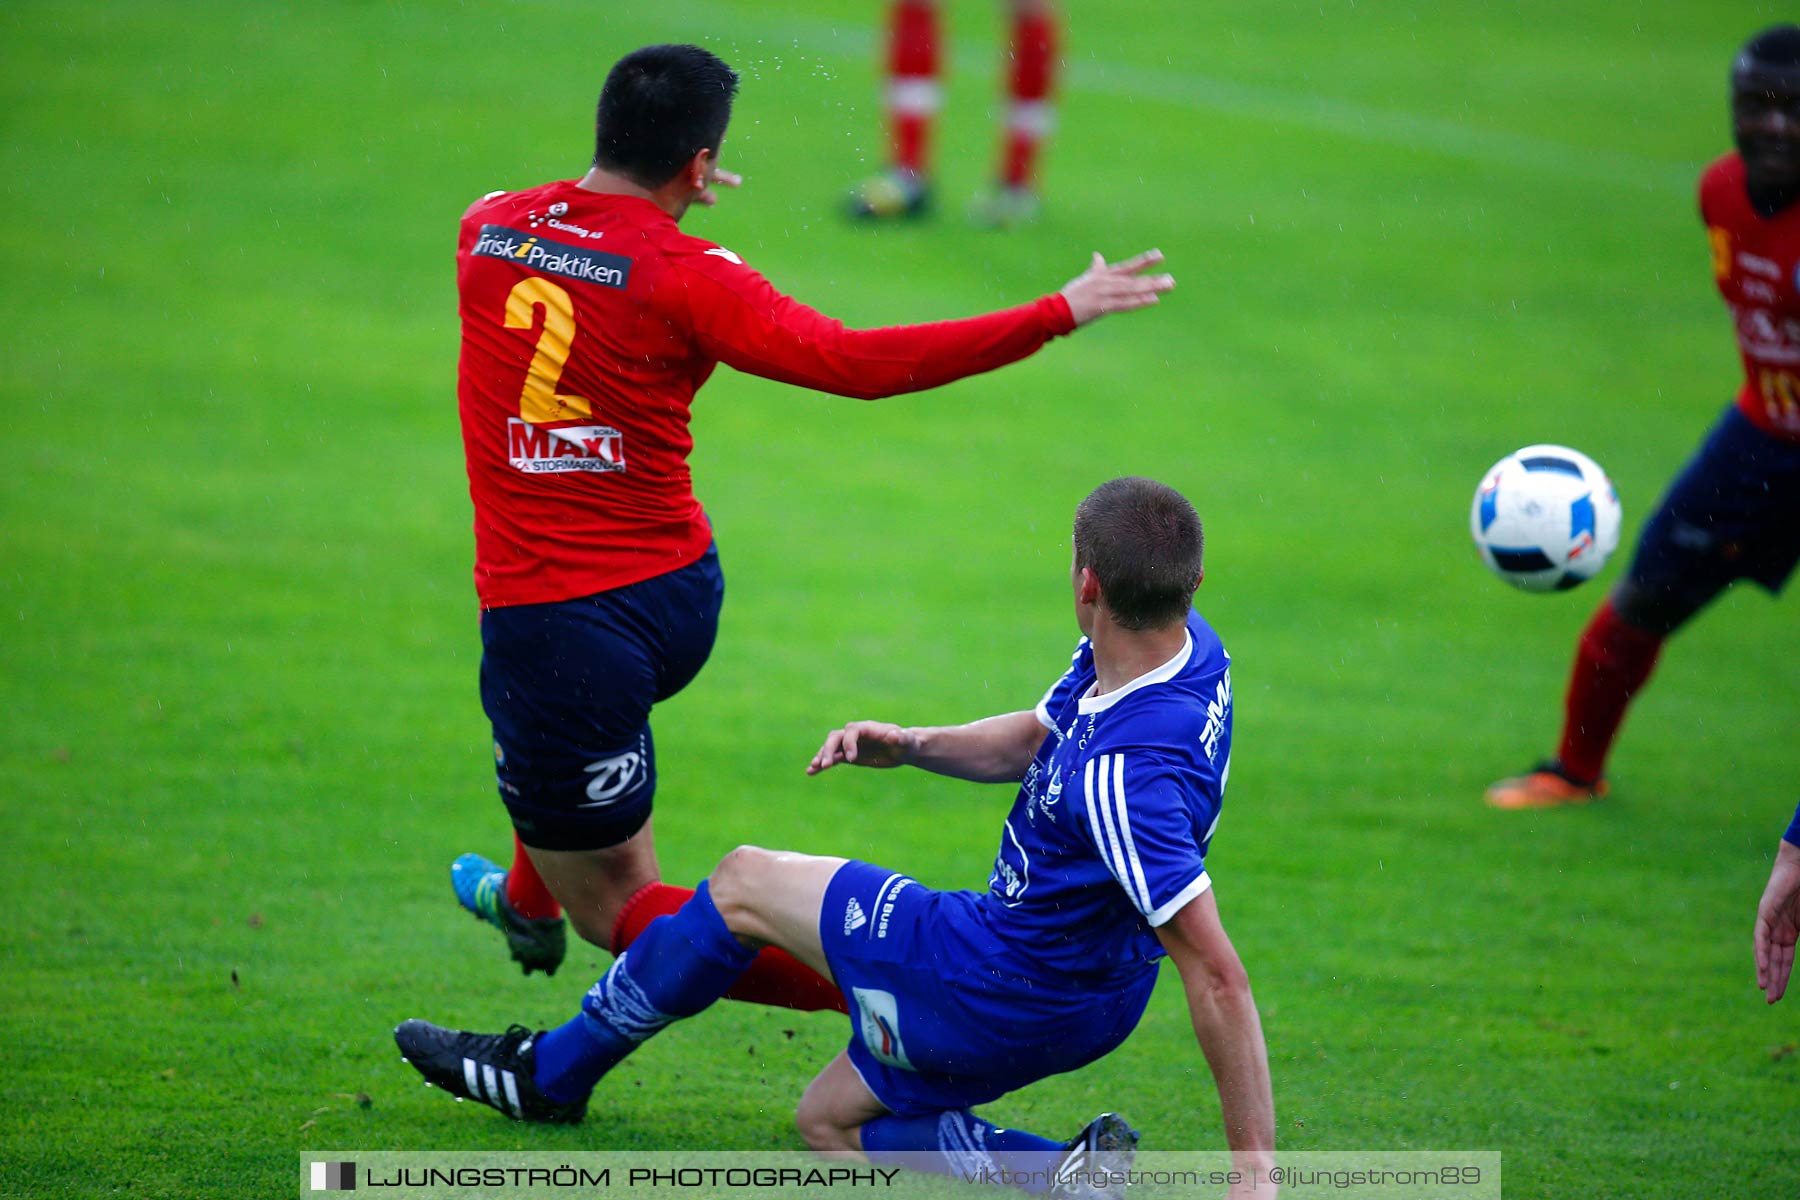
843;897;867;935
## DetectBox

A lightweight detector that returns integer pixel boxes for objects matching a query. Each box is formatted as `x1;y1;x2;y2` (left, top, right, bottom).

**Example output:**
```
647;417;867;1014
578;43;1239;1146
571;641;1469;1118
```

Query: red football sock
613;882;849;1015
886;0;941;175
1556;599;1664;783
505;833;562;920
1000;6;1058;189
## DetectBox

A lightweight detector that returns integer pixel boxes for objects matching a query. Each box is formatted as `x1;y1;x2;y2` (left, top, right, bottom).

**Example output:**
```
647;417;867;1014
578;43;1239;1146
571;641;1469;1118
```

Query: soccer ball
1470;444;1621;593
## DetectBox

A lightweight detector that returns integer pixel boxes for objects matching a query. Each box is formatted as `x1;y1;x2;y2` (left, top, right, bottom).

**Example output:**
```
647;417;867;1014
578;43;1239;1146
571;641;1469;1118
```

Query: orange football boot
1484;761;1610;810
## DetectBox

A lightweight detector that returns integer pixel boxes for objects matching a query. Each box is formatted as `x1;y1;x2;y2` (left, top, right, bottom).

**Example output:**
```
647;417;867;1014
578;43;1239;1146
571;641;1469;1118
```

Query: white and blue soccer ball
1470;444;1622;593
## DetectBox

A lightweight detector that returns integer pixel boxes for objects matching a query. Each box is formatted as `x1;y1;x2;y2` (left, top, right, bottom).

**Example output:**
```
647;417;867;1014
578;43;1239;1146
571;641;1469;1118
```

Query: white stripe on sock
1006;100;1055;137
887;77;942;115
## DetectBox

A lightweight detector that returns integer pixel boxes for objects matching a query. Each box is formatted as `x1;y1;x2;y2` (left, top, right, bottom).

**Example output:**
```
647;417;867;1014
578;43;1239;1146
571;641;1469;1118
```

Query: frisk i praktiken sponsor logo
507;419;627;474
473;224;630;288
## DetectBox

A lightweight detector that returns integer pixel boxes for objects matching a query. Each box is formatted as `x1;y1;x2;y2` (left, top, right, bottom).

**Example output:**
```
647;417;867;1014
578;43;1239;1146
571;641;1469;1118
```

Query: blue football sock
533;881;755;1103
863;1109;1063;1194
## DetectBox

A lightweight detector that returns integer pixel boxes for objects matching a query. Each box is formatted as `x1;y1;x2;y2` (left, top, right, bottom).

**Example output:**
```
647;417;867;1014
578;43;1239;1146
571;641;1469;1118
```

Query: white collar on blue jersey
1076;631;1194;715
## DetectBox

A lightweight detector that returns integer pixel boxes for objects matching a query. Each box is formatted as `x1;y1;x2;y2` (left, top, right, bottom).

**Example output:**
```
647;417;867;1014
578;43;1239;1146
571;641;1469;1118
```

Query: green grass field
3;1;1796;1196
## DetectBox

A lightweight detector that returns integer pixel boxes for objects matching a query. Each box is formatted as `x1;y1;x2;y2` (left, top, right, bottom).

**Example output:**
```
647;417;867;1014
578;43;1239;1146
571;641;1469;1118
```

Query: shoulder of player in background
1699;152;1746;218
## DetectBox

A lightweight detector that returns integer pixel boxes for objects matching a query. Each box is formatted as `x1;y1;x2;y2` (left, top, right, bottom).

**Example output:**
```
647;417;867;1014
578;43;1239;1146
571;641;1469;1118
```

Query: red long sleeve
671;250;1076;400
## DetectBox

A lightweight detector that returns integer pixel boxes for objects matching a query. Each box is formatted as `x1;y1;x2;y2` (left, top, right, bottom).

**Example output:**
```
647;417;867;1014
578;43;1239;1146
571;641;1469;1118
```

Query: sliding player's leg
396;847;848;1119
797;1049;1137;1195
793;862;1146;1191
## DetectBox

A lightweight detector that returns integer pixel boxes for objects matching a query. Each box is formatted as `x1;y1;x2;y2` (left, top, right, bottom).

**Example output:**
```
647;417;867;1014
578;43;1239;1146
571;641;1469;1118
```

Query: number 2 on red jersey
504;277;591;424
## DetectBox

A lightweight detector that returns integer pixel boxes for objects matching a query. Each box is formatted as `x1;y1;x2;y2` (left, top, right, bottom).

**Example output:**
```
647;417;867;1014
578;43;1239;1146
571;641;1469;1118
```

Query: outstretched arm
1155;890;1275;1190
806;710;1046;783
680;250;1173;400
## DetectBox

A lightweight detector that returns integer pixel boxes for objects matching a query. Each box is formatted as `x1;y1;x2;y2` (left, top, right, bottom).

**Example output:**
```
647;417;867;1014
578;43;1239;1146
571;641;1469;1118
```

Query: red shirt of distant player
1700;153;1800;443
457;181;1075;607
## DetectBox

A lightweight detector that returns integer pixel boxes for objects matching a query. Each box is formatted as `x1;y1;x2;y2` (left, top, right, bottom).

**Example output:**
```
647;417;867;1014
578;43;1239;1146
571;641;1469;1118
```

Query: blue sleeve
1785;800;1800;849
1034;638;1092;731
1079;750;1219;927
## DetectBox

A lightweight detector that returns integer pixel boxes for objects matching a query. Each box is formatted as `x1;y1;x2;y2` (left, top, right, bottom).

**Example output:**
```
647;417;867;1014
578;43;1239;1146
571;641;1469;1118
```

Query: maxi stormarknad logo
473;225;631;289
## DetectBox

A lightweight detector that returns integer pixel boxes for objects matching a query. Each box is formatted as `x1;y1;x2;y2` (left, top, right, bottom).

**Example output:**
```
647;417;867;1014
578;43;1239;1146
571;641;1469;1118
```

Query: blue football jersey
976;609;1232;977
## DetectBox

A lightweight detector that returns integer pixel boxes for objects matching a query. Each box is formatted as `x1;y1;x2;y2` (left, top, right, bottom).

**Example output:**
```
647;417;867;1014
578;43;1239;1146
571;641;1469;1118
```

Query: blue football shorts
1628;405;1800;614
819;859;1158;1117
479;544;724;851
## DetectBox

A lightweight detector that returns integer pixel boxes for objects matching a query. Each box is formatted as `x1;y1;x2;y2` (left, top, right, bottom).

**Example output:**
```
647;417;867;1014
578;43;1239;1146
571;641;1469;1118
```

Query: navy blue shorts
819;860;1157;1117
1628;406;1800;614
479;545;724;852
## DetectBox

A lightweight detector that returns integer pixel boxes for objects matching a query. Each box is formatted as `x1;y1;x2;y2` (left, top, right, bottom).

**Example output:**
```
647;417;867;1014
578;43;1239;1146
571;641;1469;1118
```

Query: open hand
1060;249;1175;326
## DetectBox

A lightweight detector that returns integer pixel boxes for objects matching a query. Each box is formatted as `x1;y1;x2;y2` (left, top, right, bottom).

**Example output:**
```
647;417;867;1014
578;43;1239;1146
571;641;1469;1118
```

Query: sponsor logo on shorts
580;744;646;807
473;224;629;287
843;897;867;935
851;987;914;1071
507;419;627;475
990;819;1031;906
876;878;912;939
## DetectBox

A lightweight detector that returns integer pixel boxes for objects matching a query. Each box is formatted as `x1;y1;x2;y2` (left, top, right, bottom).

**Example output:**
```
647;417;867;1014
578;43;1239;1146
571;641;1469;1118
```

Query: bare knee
795;1095;862;1156
708;845;776;932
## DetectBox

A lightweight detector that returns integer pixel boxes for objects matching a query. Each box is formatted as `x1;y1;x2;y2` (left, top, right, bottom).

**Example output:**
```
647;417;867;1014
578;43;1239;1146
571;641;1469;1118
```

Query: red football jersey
1699;153;1800;443
457;181;1076;607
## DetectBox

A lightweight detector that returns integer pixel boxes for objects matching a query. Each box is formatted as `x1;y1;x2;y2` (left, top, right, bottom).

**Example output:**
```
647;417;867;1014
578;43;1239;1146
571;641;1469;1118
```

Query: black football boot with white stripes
393;1020;587;1124
1049;1113;1140;1199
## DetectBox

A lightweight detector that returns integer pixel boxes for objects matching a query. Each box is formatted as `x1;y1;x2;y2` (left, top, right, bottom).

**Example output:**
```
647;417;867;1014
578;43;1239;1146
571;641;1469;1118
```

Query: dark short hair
1072;477;1205;631
594;44;739;188
1736;24;1800;75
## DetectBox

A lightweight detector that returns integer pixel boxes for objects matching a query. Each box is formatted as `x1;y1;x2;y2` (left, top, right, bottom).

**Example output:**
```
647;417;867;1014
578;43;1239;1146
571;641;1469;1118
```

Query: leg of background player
973;0;1058;226
1487;574;1720;809
532;848;847;1102
1553;579;1687;783
850;0;940;218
